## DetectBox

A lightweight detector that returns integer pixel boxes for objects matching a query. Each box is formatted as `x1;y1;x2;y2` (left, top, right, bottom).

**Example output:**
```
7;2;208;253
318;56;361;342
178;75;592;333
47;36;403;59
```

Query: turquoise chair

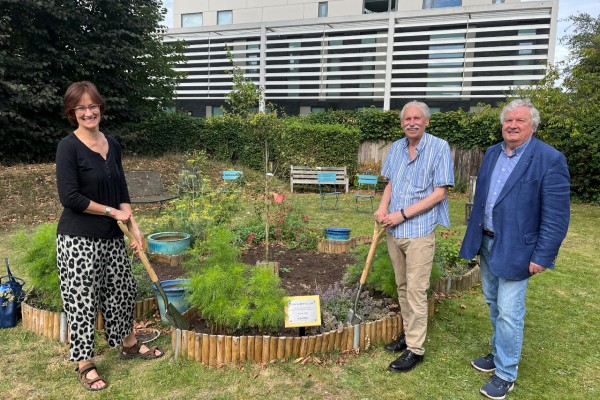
222;170;243;192
353;174;378;212
318;172;342;210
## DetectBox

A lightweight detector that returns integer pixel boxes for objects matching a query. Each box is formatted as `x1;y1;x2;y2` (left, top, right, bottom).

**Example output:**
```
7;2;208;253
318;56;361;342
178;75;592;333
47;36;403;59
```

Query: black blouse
56;133;131;238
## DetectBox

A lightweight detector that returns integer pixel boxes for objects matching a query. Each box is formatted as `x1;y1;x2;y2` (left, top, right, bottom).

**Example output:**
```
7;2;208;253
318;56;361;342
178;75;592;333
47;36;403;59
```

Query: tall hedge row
102;108;599;202
276;119;361;178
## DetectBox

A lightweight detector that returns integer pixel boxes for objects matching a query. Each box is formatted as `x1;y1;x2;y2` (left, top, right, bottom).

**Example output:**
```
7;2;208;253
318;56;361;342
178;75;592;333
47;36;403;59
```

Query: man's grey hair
400;100;431;120
500;99;540;131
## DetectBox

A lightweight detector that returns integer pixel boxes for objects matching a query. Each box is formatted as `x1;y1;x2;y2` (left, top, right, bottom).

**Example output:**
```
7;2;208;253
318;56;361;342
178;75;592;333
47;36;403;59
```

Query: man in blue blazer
459;99;570;400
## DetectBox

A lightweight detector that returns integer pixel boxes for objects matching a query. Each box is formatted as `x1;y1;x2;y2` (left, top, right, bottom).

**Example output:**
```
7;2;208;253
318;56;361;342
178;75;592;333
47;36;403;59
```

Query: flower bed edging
317;235;372;254
171;313;409;367
431;265;481;295
21;297;157;343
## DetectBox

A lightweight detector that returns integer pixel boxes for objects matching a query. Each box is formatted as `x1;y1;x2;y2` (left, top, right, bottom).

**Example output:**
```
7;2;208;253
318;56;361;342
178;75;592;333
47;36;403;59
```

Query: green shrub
185;228;287;334
277;119;361;179
125;112;203;156
12;223;61;312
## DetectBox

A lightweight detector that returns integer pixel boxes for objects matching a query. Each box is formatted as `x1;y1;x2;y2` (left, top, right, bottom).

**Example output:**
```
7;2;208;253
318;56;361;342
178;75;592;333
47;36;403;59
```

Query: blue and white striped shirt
381;132;454;239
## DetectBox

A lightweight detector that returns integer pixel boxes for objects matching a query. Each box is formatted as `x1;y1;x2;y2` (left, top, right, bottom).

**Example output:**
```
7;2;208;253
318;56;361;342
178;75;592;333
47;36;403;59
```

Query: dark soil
151;244;358;296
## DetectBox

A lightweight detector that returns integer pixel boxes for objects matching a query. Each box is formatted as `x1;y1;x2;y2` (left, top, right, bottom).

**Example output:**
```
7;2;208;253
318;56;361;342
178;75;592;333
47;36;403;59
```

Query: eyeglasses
73;104;100;114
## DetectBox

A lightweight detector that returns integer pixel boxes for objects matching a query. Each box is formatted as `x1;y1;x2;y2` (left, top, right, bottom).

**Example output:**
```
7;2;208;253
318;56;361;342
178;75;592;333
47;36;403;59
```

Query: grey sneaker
480;375;514;400
472;353;495;373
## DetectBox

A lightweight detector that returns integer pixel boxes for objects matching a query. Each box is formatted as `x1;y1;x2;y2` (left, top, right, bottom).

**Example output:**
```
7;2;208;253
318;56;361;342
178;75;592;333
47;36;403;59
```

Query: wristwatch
104;206;112;215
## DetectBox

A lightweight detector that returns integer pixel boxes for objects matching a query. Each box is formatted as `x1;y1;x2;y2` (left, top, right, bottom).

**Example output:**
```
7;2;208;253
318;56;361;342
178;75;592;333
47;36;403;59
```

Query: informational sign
284;295;321;328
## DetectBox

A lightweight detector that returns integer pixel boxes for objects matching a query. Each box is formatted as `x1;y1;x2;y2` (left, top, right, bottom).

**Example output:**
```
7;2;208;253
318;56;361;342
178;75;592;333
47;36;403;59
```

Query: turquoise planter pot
152;279;190;324
324;227;351;241
146;232;191;255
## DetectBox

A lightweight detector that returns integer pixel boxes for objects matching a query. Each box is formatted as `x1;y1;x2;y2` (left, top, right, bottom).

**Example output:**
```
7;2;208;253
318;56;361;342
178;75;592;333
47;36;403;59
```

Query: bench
290;166;349;193
125;170;178;208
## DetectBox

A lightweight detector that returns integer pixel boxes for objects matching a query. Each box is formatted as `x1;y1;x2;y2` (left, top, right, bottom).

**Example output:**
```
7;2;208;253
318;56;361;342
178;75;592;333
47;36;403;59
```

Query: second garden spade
117;221;189;330
345;221;386;326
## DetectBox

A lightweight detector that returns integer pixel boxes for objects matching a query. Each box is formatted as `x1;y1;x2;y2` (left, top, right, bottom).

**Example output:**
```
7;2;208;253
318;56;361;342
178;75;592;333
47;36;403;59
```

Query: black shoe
384;334;407;353
388;350;424;373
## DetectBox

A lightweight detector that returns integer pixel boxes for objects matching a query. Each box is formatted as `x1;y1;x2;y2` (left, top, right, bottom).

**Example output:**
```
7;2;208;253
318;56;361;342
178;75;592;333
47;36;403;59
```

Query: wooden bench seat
290;166;349;193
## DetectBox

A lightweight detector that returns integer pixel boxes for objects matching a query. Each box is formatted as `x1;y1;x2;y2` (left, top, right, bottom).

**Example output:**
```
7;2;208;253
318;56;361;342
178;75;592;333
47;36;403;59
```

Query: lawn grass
1;192;598;399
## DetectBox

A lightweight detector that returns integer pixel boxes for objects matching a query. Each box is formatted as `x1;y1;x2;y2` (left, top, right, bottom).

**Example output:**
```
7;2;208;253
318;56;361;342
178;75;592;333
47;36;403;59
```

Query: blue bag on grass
0;258;26;328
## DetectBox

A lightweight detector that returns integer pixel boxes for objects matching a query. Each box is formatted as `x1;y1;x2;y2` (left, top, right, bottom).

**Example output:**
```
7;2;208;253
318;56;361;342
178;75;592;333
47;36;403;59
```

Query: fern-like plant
12;222;62;312
186;227;287;334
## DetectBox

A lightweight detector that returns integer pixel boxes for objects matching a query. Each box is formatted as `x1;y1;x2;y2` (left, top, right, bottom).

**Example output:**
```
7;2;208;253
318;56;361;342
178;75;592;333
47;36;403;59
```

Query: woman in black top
56;81;162;391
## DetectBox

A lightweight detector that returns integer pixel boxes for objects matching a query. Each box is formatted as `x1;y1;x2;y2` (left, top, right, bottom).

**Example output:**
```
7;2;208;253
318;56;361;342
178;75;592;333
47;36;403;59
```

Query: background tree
223;47;261;117
516;12;600;202
0;0;185;163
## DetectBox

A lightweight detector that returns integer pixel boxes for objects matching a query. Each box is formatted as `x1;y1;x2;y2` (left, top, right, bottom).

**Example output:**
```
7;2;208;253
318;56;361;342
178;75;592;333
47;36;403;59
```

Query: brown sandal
76;361;107;391
119;340;163;360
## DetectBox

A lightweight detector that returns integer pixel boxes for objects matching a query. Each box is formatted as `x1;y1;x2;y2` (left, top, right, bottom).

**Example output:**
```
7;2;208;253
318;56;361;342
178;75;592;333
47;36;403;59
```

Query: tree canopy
0;0;185;163
515;12;600;202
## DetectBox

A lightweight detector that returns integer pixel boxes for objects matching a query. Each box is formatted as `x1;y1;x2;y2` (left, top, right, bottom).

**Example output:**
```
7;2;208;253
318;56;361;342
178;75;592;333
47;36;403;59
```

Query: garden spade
117;221;189;330
345;222;386;326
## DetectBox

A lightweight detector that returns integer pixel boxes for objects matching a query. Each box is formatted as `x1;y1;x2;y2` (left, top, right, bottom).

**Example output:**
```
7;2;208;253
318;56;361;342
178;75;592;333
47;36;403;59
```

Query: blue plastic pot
146;232;191;255
324;227;351;241
152;279;191;324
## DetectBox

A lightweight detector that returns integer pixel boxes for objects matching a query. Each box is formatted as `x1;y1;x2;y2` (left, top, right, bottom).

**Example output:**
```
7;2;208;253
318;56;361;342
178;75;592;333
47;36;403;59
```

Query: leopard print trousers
57;234;137;361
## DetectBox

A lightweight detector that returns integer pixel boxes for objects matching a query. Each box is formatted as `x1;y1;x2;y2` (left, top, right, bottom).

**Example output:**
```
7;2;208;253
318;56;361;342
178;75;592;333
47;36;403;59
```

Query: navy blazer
459;137;570;281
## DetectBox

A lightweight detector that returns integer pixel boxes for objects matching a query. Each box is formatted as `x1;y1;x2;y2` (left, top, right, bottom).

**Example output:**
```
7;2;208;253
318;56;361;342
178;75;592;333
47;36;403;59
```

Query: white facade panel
167;0;558;113
328;0;364;17
262;5;307;21
207;0;246;12
235;8;264;24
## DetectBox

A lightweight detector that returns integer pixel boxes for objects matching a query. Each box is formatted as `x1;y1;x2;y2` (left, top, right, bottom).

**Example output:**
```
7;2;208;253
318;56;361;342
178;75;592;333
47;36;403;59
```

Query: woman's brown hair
63;81;106;124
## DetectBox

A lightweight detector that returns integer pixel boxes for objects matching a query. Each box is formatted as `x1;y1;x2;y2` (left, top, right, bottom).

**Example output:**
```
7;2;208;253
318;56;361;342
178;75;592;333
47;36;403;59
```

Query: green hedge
122;112;203;156
119;108;597;202
276;119;361;178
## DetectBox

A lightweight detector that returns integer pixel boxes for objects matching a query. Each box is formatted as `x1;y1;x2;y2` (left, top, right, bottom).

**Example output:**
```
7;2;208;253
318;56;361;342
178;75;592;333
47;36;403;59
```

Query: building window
212;106;224;116
217;10;233;25
492;0;504;3
247;43;260;74
423;0;462;9
182;13;203;28
311;106;326;113
318;2;328;18
364;0;396;14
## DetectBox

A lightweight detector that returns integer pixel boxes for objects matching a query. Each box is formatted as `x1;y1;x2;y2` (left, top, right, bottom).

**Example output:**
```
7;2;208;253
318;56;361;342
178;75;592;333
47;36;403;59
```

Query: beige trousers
386;232;436;355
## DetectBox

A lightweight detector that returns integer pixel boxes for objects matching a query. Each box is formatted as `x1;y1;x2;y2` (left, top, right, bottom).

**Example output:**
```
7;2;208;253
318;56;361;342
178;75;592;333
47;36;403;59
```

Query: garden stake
345;222;386;326
117;221;189;330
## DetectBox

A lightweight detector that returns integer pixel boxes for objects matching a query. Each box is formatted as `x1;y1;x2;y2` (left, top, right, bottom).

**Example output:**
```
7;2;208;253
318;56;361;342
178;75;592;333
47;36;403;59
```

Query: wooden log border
170;310;431;367
21;296;442;369
431;265;481;295
171;314;406;368
21;297;157;343
317;235;372;254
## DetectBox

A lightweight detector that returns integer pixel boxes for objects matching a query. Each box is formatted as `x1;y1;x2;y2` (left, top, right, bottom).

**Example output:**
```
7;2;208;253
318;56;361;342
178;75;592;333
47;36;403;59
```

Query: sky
160;0;600;63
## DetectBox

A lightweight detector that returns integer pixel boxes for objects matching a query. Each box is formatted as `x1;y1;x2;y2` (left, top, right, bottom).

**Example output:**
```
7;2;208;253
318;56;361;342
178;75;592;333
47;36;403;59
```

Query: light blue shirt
484;138;532;232
381;132;454;239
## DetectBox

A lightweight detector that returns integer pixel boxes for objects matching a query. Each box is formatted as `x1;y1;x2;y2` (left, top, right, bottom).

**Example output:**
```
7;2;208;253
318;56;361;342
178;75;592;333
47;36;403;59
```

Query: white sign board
284;295;321;328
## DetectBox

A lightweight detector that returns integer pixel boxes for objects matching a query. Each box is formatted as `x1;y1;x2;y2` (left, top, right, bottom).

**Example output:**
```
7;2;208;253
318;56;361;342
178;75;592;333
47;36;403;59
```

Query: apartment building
164;0;558;116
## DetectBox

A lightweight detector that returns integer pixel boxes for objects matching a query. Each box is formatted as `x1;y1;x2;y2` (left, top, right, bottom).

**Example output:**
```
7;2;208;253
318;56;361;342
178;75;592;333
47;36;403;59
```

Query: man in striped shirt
374;100;454;373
